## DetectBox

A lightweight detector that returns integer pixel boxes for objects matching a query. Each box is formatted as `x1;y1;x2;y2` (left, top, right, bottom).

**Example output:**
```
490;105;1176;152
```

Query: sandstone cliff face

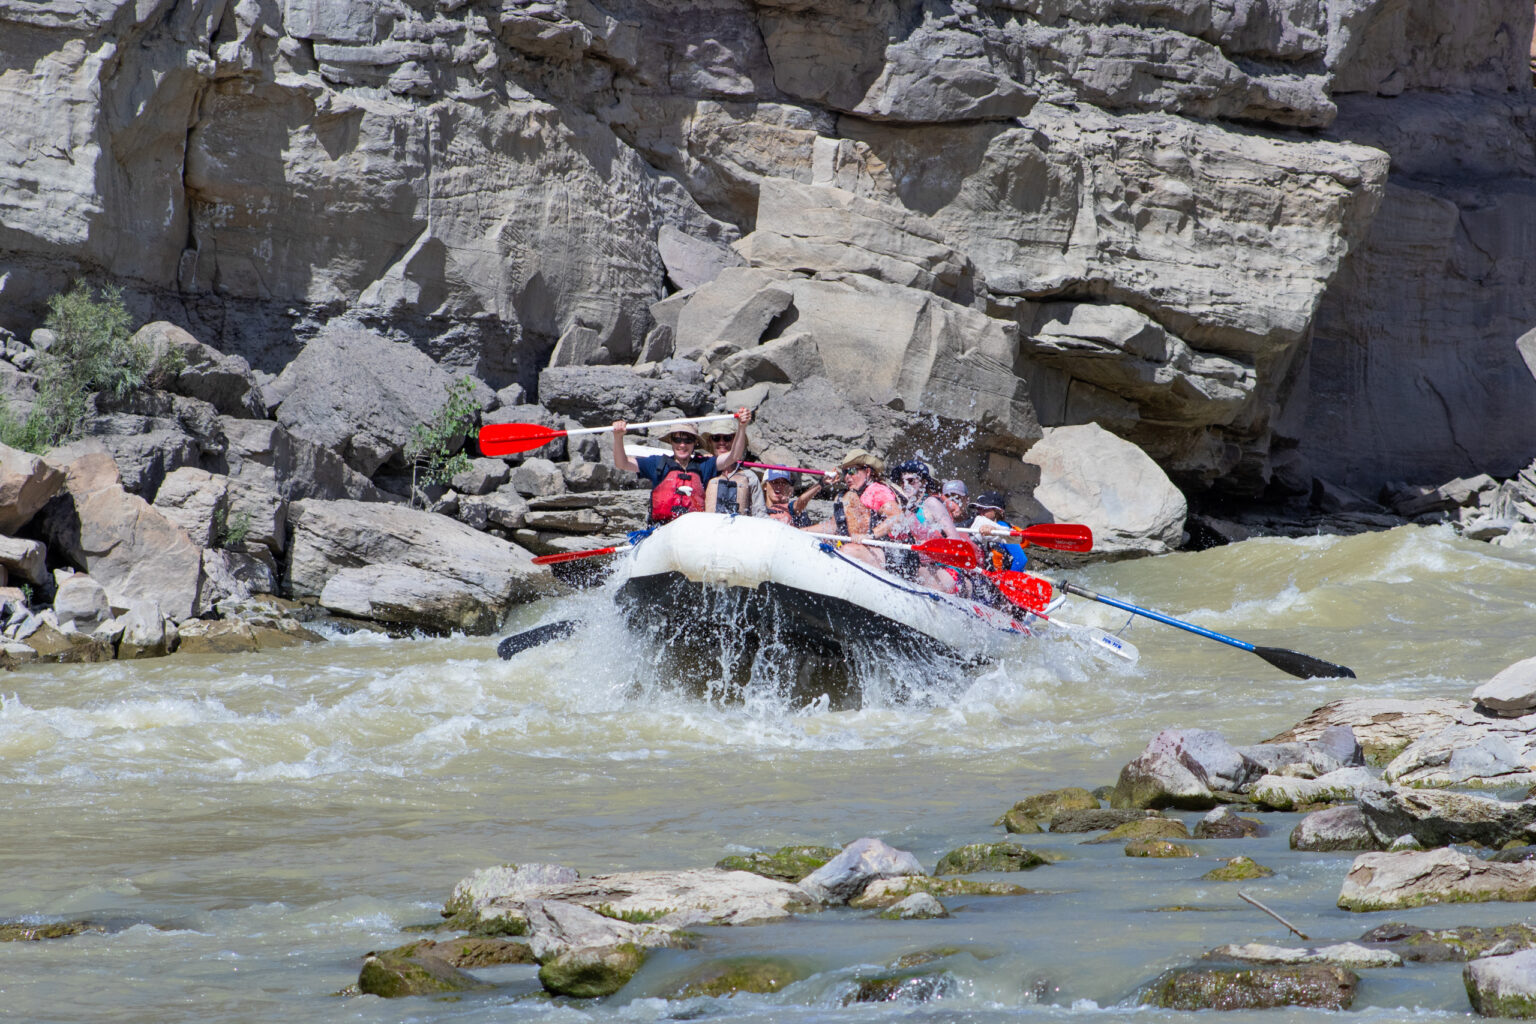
1;0;1532;493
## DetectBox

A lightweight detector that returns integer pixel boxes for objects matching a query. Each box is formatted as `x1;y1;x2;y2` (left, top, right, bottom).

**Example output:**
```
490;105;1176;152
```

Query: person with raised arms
703;425;767;517
610;408;752;525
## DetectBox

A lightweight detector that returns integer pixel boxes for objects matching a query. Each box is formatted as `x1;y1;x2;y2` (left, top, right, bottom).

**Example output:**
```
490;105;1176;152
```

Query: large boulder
1141;964;1358;1010
1290;805;1382;853
1384;724;1536;789
0;535;47;586
1111;728;1262;809
1356;786;1536;849
0;443;65;533
797;837;924;905
273;328;489;476
1338;849;1536;912
1266;698;1480;765
1465;948;1536;1018
287;499;562;626
151;467;229;547
320;564;508;635
219;417;390;504
38;453;205;621
132;322;266;418
1475;656;1536;718
479;869;814;930
1248;767;1379;811
536;366;713;423
1024;423;1187;558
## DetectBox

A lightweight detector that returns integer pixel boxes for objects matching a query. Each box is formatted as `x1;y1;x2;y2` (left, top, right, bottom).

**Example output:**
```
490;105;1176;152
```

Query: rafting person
967;489;1029;571
610;408;752;524
703;425;767;516
873;459;964;590
802;449;898;568
764;469;816;526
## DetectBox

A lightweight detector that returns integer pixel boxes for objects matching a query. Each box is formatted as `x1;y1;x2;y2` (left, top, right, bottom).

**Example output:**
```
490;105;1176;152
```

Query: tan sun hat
656;421;700;441
839;448;885;475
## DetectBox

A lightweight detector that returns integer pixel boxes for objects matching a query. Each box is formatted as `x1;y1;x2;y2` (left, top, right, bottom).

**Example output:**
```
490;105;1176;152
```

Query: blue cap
765;469;793;483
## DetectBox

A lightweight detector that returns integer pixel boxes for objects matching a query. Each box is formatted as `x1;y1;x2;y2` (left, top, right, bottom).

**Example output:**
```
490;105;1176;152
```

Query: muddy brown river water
1;524;1533;1022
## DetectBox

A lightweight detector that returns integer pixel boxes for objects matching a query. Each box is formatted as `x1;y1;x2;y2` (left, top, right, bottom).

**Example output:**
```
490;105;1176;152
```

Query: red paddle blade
1012;524;1093;552
986;571;1053;614
913;538;979;570
530;546;622;565
479;423;570;457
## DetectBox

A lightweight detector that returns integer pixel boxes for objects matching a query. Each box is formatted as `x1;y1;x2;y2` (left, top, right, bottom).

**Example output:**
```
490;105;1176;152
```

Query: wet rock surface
1142;963;1359;1010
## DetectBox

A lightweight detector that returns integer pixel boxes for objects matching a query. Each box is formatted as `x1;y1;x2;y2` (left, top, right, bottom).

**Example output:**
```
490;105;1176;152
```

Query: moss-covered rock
998;809;1044;833
997;787;1098;832
849;876;1030;909
1201;856;1274;881
1125;839;1196;858
357;941;495;998
1048;808;1164;833
934;842;1048;875
0;920;99;941
675;956;809;998
1361;922;1536;962
877;893;948;919
1465;948;1536;1018
1194;807;1266;839
1083;817;1190;844
844;971;955;1005
438;937;538;968
715;845;839;882
538;943;646;998
1141;964;1358;1010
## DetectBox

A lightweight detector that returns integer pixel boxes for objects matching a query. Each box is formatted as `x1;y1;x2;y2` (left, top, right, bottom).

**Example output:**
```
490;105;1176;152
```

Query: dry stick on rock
1237;890;1309;940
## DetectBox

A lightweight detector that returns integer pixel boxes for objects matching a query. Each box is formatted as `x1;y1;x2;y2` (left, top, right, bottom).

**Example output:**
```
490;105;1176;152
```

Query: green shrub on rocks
1141;964;1358;1010
674;956;809;998
405;376;482;511
538;942;646;998
934;842;1048;875
1201;856;1274;881
716;845;839;882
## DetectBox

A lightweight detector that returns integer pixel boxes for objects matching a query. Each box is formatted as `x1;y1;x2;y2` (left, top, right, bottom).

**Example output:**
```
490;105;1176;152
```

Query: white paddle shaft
577;414;738;438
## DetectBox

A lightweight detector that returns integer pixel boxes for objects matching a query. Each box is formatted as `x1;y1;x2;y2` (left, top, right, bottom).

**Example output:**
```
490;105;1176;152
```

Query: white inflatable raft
611;513;1059;675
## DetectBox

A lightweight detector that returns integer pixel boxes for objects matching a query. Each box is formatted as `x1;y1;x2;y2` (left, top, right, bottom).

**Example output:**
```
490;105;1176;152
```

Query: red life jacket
650;463;706;524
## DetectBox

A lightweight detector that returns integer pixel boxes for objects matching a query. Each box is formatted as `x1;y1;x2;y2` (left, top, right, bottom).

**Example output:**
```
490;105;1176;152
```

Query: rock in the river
1050;808;1164;833
1141;963;1358;1010
1207;942;1401;969
878;892;948;920
485;869;815;929
848;876;1030;909
844;970;957;1005
1201;856;1273;881
1248;767;1379;811
1338;849;1536;912
519;900;677;962
444;862;579;919
1083;818;1190;844
999;787;1099;832
799;838;924;904
1023;424;1187;558
1360;922;1536;962
933;842;1048;874
1125;839;1196;858
116;601;178;659
1475;656;1536;718
1112;729;1261;809
320;564;506;634
715;845;839;883
1291;805;1382;852
1385;724;1536;788
1465;948;1536;1018
1194;806;1266;839
674;956;809;998
538;942;646;999
51;572;110;632
1357;785;1536;848
1267;699;1478;765
357;940;495;998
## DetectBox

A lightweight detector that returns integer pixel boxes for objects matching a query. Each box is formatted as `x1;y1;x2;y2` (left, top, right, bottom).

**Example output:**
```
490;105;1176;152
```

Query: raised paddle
960;523;1094;553
479;413;739;457
1056;580;1355;680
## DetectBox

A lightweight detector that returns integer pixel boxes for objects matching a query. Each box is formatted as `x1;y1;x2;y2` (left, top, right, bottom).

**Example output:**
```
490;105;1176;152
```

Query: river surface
2;524;1533;1023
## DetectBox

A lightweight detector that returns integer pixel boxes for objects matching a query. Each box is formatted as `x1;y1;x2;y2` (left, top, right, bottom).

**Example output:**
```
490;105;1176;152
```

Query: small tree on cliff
404;376;481;511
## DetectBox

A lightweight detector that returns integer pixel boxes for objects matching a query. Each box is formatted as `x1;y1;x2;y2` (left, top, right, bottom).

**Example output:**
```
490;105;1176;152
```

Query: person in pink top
801;449;899;568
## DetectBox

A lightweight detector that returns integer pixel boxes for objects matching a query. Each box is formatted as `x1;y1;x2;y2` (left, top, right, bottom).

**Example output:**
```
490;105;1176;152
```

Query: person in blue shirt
610;409;751;524
968;490;1029;570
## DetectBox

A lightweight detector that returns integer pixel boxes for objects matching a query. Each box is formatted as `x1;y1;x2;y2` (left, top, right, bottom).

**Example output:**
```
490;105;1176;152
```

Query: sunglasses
707;434;735;443
667;434;696;444
841;466;866;477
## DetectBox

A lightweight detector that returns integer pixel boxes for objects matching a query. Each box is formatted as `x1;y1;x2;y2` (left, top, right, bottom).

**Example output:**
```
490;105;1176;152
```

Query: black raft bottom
615;572;978;709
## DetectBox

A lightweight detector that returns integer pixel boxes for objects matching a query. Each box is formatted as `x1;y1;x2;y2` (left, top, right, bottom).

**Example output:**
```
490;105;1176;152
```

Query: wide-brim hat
971;490;1006;511
657;422;700;440
839;448;885;475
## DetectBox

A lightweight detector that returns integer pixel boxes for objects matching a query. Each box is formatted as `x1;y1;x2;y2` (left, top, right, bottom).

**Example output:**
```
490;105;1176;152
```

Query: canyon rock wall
1;0;1533;493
